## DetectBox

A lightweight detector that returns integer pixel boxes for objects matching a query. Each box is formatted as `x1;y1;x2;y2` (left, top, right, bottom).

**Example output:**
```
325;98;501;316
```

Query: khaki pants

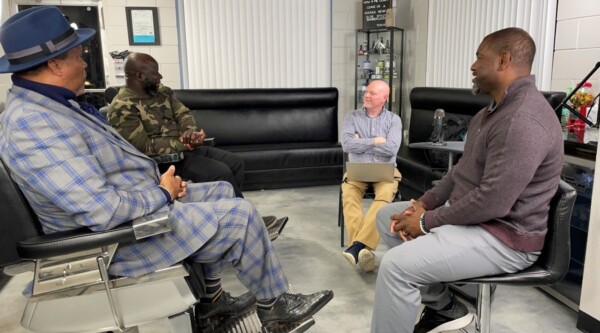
341;169;401;249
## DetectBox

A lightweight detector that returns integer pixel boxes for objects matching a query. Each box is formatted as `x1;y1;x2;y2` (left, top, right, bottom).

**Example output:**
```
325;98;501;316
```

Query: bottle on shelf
359;83;367;102
362;59;372;79
561;87;571;127
385;39;390;54
375;60;385;78
358;45;364;55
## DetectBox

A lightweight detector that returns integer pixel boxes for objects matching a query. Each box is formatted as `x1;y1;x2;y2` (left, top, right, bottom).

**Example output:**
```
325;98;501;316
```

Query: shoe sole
198;308;263;332
263;316;316;333
197;303;258;329
426;313;474;333
358;249;376;272
342;251;357;267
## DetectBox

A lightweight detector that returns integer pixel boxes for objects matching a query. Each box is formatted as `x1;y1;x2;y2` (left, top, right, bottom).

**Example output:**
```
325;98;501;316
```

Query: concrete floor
0;185;581;333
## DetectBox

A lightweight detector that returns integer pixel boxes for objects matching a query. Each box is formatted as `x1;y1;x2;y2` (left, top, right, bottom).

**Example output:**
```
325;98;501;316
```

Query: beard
144;81;159;96
471;81;481;95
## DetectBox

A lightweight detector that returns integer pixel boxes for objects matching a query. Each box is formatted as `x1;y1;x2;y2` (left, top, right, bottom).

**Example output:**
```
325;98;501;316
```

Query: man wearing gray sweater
371;28;564;333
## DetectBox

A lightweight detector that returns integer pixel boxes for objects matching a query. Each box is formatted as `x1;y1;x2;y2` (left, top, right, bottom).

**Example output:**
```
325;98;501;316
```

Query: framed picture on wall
125;7;160;45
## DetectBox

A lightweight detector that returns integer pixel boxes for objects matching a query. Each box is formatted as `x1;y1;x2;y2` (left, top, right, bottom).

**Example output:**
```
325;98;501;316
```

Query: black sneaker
257;290;333;327
414;297;473;333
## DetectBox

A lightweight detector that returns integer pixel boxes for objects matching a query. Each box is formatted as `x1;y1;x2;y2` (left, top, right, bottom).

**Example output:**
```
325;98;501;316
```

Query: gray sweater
420;76;564;252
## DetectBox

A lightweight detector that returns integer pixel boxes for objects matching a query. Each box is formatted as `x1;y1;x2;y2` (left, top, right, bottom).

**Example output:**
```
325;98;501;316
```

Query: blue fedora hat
0;6;96;73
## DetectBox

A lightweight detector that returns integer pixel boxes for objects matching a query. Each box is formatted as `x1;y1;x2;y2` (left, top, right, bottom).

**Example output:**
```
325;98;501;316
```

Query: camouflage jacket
108;85;197;156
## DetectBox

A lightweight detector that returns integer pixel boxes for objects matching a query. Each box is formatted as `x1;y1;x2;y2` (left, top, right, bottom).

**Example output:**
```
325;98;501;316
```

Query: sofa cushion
171;88;343;190
221;142;342;171
173;88;339;146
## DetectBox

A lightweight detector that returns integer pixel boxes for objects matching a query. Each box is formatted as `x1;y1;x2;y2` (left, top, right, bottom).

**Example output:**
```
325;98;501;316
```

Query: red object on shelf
567;125;585;143
574;106;588;127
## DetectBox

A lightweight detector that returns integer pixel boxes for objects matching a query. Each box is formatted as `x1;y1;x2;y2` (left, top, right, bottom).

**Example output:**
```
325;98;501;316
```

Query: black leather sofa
397;87;566;200
171;88;343;190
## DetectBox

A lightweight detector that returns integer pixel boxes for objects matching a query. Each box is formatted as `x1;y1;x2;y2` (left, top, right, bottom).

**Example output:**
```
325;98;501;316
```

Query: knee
216;180;235;193
378;253;401;281
341;183;362;200
376;210;390;234
379;251;413;283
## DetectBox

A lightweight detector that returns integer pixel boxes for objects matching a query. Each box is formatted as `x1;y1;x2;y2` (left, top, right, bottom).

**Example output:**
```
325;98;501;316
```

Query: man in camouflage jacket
108;52;245;197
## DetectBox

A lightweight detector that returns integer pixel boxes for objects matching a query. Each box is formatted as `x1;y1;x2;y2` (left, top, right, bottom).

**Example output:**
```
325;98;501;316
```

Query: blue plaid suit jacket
0;86;219;277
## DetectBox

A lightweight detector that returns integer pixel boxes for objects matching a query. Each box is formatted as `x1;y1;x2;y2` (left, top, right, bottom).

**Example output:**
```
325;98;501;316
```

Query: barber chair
0;160;313;333
454;180;576;333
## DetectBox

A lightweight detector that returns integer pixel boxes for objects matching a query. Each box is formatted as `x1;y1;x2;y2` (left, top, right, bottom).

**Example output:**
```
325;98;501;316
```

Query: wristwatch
419;213;429;234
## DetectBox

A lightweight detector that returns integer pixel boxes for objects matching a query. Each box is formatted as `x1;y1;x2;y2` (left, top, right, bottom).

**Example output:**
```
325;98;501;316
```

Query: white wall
331;0;362;138
554;0;600;323
331;0;427;140
102;0;180;89
552;0;600;321
0;0;181;106
552;0;600;95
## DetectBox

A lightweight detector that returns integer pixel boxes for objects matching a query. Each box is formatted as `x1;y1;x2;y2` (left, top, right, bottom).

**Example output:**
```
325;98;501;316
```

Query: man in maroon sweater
371;28;564;333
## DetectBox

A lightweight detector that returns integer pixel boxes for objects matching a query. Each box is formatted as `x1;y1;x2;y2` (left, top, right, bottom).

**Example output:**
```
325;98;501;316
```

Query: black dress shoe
195;291;256;321
268;217;289;241
257;290;334;325
263;215;278;228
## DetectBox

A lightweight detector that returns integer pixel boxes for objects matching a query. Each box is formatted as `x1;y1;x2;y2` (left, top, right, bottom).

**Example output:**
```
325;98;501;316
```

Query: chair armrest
17;211;170;259
132;210;171;240
151;152;183;164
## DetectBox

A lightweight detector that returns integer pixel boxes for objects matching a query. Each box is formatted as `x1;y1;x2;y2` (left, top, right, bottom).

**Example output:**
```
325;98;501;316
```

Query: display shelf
354;27;404;115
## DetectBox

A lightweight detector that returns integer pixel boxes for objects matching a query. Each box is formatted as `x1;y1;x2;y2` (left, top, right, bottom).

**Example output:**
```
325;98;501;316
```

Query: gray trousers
371;201;539;333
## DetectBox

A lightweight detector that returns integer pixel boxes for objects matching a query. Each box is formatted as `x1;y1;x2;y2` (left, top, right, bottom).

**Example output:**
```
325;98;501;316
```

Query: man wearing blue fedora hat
0;6;332;330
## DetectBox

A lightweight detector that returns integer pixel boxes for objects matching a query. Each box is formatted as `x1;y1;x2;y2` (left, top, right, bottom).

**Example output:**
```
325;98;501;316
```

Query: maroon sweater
420;76;564;252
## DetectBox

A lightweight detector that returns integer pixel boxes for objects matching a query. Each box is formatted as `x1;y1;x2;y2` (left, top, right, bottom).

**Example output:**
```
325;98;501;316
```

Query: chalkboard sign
363;0;392;30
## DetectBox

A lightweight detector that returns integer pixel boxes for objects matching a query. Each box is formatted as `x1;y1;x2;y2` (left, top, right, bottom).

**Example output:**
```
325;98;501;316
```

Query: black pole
554;61;600;128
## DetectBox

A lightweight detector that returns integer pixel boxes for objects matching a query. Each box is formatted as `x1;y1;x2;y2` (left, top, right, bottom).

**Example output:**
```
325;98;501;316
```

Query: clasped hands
390;199;426;241
179;129;206;150
160;165;187;201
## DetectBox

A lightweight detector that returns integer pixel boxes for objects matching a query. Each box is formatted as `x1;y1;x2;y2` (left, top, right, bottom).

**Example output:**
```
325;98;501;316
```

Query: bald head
369;80;390;98
124;52;163;96
363;80;390;114
124;52;158;77
482;27;536;71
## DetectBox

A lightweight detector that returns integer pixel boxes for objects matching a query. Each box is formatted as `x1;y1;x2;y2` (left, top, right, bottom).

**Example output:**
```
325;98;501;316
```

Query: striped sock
202;277;223;303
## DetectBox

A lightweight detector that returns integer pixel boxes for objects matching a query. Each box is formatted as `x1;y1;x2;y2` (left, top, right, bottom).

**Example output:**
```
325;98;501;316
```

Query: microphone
431;109;447;146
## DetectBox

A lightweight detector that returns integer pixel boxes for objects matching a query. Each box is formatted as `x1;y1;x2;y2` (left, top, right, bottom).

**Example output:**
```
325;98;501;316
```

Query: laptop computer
345;162;395;182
